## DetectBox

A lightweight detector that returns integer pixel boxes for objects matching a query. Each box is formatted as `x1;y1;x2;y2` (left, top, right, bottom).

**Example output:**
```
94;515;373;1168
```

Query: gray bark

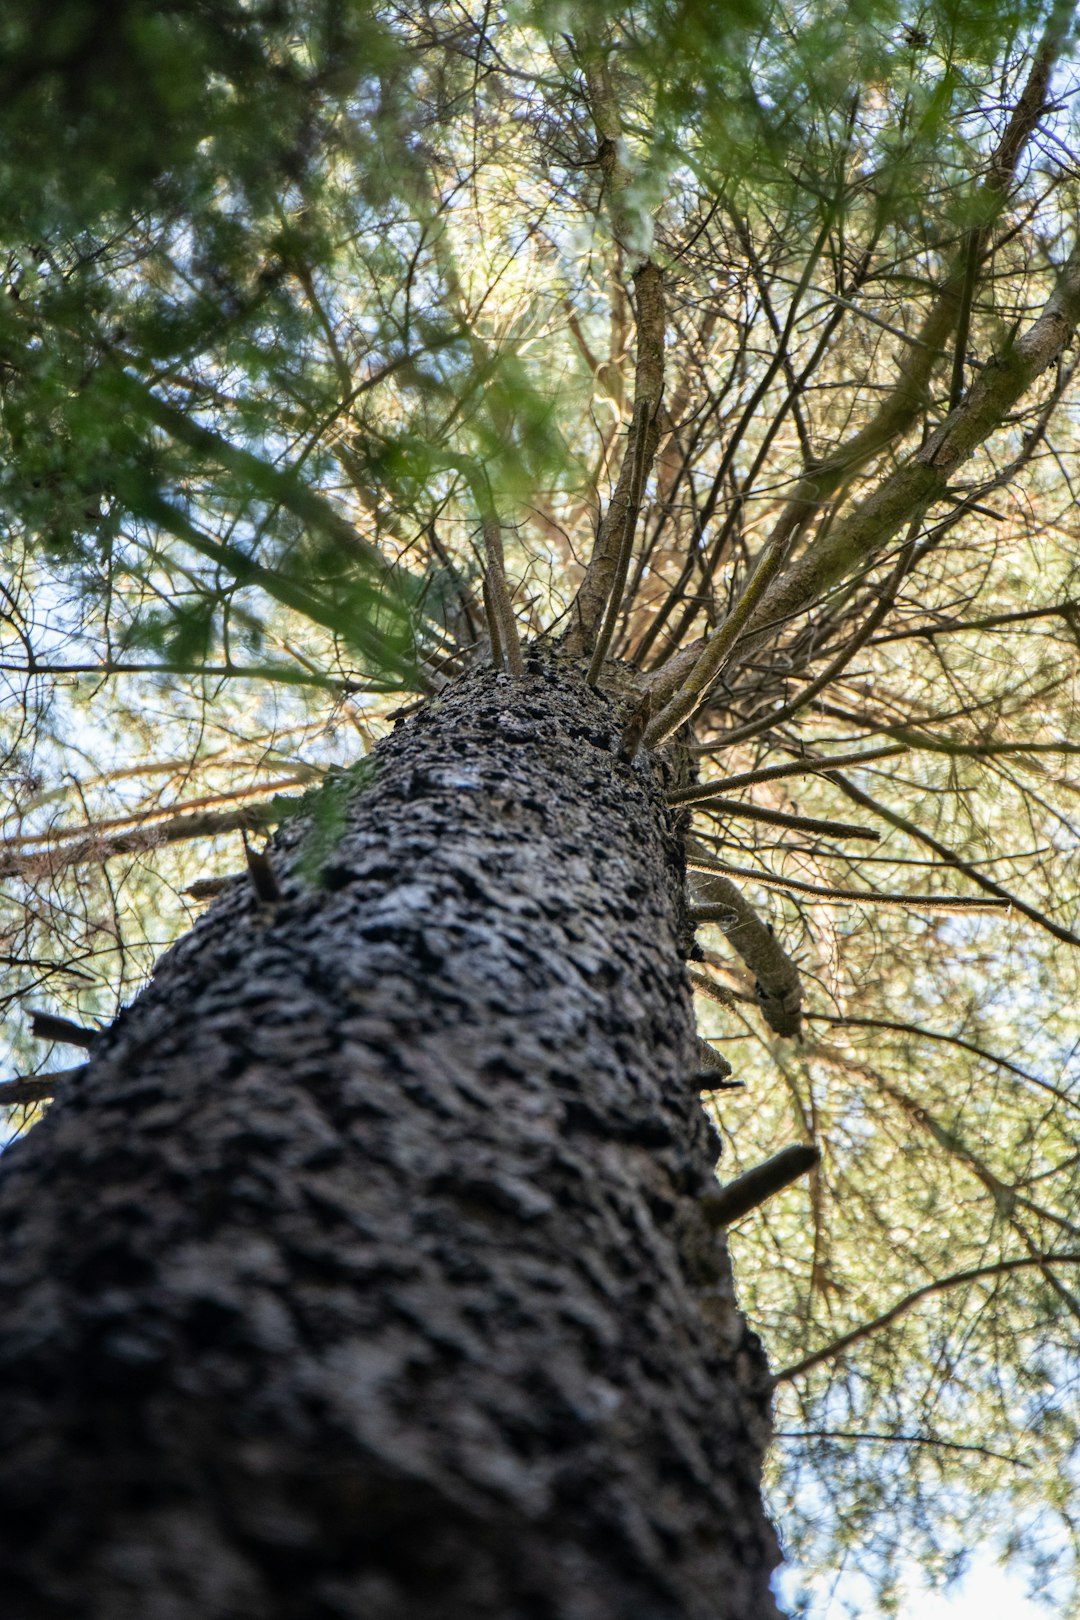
0;656;781;1620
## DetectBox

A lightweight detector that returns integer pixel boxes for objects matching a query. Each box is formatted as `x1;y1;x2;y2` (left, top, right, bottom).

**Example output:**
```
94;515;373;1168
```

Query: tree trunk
0;656;781;1620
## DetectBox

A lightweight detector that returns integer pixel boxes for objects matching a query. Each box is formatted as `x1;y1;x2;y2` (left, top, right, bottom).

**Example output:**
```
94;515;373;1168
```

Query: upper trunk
0;655;781;1620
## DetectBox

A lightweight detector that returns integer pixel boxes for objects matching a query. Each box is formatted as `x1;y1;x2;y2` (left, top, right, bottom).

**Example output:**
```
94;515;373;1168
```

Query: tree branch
753;238;1080;647
671;743;906;803
688;858;803;1036
692;540;916;750
688;852;1012;914
826;769;1080;947
569;263;666;660
776;1251;1080;1382
0;798;297;882
773;1429;1031;1467
688;799;879;842
807;1010;1080;1113
481;515;524;676
700;1144;820;1228
0;1066;85;1108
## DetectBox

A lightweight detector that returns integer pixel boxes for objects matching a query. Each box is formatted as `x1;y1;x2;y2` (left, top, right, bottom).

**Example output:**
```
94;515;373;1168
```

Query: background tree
1;0;1079;1612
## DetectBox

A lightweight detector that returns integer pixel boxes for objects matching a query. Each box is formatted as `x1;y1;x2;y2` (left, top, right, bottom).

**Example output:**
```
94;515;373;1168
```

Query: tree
1;1;1079;1613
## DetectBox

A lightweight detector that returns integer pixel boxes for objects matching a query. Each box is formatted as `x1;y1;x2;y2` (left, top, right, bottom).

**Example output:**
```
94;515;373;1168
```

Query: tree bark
0;655;781;1620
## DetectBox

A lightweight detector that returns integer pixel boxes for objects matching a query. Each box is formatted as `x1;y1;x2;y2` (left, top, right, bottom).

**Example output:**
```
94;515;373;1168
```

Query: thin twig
807;1009;1079;1112
772;1430;1031;1467
828;770;1080;946
776;1253;1080;1382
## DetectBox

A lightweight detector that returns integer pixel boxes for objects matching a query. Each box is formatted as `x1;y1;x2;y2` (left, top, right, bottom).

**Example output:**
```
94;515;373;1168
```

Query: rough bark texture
0;656;781;1620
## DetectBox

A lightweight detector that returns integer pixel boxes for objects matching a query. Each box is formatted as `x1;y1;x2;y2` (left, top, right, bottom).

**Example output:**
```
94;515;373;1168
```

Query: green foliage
0;0;393;231
0;0;428;683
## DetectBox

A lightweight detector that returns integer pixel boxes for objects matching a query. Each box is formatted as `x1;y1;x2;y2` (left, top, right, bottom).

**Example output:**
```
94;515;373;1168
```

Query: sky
776;1550;1057;1619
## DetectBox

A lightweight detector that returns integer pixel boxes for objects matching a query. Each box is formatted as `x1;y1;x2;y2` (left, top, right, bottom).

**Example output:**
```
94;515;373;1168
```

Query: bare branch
569;263;666;660
688;852;1012;914
671;744;906;803
688;967;739;1010
642;520;796;746
3;776;312;854
695;540;916;750
688;860;803;1036
0;1066;84;1108
0;798;297;883
806;1010;1080;1113
696;1037;734;1081
481;515;524;676
776;1255;1080;1381
632;206;845;668
587;391;655;683
29;1011;97;1050
773;1430;1031;1467
688;799;879;842
482;571;504;670
871;598;1080;647
827;770;1080;947
754;239;1080;645
814;700;1080;758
